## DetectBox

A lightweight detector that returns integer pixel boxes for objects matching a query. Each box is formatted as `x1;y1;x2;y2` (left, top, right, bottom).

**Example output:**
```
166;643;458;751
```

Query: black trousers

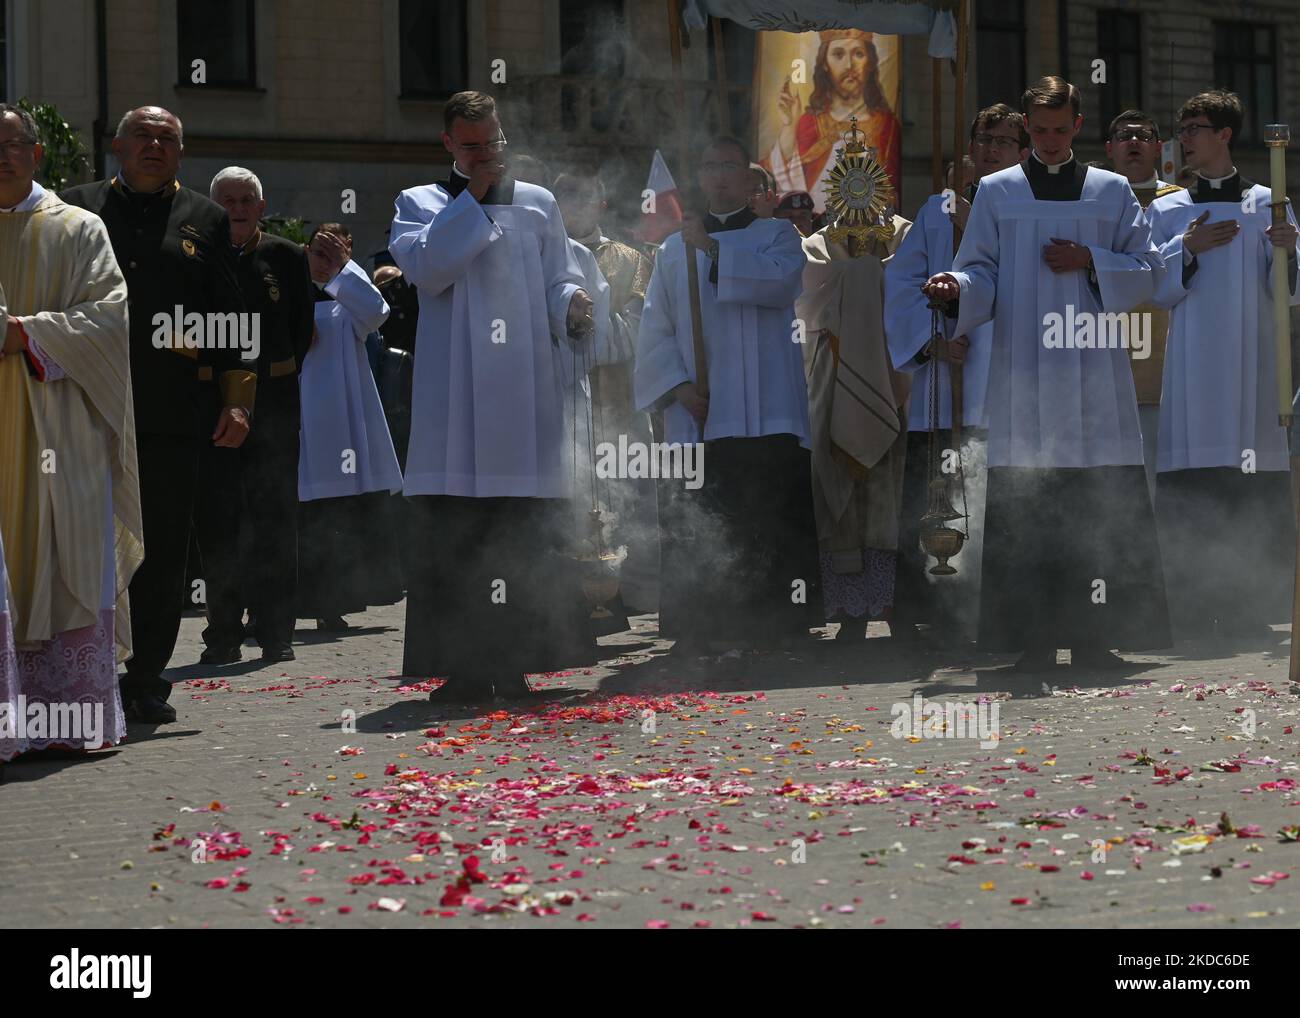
196;382;301;648
242;388;301;646
297;491;404;619
402;495;596;684
121;433;201;700
658;434;822;646
1156;467;1295;633
977;465;1170;653
194;443;244;648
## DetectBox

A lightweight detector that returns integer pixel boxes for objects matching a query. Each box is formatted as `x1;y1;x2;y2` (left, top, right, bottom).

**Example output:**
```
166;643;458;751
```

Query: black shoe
1071;647;1130;670
492;676;534;701
199;644;242;665
1012;649;1057;672
427;679;495;706
834;620;868;642
317;616;350;632
261;643;295;663
124;694;177;724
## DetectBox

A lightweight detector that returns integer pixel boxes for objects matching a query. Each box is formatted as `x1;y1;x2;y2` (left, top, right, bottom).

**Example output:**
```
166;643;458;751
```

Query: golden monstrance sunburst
825;116;896;248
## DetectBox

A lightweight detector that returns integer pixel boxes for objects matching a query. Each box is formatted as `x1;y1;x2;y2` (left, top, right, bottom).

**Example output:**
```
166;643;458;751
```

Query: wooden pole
666;0;709;418
711;17;732;136
931;57;943;194
948;0;969;445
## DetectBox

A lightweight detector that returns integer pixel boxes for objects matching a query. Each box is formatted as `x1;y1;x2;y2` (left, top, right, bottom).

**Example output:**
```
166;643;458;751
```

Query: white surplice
950;164;1163;468
885;192;992;431
298;260;402;500
389;180;584;498
635;217;809;446
1146;186;1300;473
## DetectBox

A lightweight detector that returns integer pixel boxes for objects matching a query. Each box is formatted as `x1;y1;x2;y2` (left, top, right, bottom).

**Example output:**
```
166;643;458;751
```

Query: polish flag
635;149;684;245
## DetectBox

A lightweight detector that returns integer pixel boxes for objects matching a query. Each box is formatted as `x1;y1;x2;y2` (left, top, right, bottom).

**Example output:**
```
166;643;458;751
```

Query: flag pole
667;0;708;440
947;0;968;446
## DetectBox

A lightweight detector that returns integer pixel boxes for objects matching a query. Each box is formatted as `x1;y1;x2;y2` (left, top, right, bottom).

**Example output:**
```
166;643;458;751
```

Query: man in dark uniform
62;106;253;724
203;166;315;663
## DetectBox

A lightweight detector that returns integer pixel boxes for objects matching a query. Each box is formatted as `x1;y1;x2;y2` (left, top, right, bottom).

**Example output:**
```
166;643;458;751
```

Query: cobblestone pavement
3;603;1298;929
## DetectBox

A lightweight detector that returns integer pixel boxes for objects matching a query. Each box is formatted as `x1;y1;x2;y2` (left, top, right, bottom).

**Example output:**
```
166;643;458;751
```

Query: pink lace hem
1;608;124;762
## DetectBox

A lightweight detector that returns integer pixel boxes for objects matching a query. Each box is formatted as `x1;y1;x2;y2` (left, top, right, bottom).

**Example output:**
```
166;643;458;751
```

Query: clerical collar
575;228;606;248
704;206;756;233
1031;149;1076;174
0;179;45;213
709;205;749;223
452;164;471;180
1023;150;1087;201
1196;167;1238;188
1131;174;1160;190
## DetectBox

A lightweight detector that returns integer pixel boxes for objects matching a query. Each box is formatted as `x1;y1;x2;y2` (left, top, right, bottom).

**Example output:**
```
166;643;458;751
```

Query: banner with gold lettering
755;29;902;212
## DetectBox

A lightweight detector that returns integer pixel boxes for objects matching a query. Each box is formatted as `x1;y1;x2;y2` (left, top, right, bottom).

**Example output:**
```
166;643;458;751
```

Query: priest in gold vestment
0;104;139;761
796;214;912;641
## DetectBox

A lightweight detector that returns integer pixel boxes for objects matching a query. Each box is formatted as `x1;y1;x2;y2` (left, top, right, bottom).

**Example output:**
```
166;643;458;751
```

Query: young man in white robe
924;77;1170;671
635;135;820;654
0;104;140;760
390;91;597;703
297;224;404;630
1105;109;1184;496
1146;90;1300;640
885;103;1028;644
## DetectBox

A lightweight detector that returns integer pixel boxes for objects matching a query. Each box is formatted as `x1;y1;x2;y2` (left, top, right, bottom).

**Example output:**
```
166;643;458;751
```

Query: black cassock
61;178;252;699
196;230;315;651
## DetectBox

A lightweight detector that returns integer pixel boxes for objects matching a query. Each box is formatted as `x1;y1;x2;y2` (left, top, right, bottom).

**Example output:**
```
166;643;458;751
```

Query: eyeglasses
700;160;745;174
1175;123;1217;140
1112;129;1157;143
973;133;1021;150
453;133;508;155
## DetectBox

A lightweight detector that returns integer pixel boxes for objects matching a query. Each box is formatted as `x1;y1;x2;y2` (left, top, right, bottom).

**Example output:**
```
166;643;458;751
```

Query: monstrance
824;116;896;253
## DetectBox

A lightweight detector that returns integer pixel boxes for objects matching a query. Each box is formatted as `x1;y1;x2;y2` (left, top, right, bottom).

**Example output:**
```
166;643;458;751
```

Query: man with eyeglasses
1104;110;1183;496
635;134;820;657
923;76;1170;673
1145;89;1300;642
886;103;1027;646
390;90;597;704
62;106;252;725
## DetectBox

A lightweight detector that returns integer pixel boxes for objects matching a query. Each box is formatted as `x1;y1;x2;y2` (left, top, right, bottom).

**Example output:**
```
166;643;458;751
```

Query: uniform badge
180;223;202;239
182;238;197;257
268;285;281;301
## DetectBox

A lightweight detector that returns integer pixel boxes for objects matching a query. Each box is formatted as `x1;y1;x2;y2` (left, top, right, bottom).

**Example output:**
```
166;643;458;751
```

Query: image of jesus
766;29;902;212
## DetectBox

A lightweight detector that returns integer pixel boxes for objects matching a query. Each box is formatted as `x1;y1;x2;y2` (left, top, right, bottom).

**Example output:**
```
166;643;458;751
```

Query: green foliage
263;215;309;245
17;98;90;191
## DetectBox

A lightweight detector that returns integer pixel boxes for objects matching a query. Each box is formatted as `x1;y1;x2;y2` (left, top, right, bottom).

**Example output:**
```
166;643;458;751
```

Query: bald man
62;105;251;724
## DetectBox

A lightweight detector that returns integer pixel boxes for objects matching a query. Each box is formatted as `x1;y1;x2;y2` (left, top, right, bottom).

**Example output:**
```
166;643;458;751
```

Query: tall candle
1266;124;1292;424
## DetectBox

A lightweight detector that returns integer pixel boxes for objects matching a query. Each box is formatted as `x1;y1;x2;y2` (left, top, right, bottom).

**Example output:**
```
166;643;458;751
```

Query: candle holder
1265;124;1293;428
